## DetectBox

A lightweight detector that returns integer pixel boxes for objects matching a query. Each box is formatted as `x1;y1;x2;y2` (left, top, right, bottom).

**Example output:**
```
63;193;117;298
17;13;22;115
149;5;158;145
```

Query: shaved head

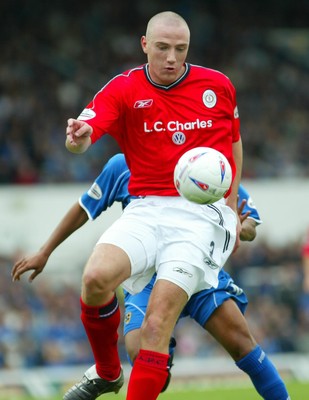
141;11;190;85
146;11;190;42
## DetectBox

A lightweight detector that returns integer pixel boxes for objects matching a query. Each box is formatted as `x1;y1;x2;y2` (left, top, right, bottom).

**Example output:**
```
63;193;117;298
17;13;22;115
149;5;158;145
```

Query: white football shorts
97;196;237;297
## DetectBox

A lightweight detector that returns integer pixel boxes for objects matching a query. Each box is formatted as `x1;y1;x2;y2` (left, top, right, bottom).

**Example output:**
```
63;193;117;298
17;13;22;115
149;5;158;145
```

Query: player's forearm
39;203;88;257
226;138;243;212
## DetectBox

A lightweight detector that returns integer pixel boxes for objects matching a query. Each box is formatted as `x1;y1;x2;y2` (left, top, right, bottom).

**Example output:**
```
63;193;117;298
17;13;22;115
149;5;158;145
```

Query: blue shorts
123;270;248;335
123;275;156;336
180;269;248;326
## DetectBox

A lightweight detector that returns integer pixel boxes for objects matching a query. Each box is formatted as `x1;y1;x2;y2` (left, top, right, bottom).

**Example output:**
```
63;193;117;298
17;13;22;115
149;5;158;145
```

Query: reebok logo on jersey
134;99;153;108
173;267;193;278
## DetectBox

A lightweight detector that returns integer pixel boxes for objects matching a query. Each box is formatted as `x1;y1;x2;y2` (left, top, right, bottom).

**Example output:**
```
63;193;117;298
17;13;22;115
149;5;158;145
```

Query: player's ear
141;36;147;54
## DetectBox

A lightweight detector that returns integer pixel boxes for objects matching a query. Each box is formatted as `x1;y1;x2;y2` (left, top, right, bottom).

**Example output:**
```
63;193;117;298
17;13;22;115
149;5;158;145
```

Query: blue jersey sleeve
79;154;133;220
238;184;262;225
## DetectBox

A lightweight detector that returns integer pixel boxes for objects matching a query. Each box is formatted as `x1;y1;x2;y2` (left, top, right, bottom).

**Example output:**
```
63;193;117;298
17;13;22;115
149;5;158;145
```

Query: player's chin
159;71;178;85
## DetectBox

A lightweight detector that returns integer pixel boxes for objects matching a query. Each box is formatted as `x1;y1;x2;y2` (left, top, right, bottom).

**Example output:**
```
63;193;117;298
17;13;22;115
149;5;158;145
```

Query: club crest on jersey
189;177;209;191
134;99;153;108
202;89;217;108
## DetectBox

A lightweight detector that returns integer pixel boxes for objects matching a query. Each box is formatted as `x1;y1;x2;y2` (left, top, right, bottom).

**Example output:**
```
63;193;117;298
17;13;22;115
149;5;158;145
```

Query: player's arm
302;238;309;293
226;138;243;212
66;118;92;153
226;138;243;250
12;202;88;282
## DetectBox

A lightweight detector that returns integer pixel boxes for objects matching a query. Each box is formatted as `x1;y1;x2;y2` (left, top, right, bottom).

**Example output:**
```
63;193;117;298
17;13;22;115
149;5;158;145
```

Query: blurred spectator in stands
0;237;308;367
0;0;308;183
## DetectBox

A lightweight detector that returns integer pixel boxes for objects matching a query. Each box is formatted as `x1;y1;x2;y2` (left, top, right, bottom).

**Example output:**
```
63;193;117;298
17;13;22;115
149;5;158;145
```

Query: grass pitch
1;380;308;400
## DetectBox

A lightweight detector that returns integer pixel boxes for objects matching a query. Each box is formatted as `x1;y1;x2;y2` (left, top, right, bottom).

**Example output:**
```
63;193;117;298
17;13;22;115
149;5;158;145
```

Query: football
174;147;232;204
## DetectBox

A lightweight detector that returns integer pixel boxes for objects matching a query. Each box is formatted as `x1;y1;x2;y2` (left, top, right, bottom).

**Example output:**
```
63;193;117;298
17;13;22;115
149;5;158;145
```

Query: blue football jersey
79;154;262;227
237;184;262;225
79;153;133;220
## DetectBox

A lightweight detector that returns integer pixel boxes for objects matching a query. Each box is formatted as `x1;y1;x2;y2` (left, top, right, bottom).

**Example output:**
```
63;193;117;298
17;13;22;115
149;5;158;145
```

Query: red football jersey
78;63;241;196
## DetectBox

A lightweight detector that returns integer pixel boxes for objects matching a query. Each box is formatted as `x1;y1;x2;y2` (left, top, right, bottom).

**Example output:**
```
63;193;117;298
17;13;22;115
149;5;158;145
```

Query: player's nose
166;49;177;63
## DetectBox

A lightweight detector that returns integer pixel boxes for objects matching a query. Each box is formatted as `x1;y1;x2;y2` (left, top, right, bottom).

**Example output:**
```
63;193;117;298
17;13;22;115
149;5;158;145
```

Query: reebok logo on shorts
203;255;219;269
173;267;193;278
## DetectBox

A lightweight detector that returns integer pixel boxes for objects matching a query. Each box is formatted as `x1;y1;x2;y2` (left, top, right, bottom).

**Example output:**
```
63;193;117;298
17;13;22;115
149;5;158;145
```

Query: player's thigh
83;243;131;289
205;299;256;360
95;203;157;293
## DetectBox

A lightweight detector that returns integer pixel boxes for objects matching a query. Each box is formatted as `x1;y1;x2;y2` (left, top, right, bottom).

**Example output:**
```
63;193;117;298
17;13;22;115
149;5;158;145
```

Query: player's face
141;24;189;86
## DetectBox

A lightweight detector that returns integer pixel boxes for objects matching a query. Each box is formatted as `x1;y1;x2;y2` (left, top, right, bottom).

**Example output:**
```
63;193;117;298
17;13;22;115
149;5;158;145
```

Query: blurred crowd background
1;237;309;369
1;0;309;370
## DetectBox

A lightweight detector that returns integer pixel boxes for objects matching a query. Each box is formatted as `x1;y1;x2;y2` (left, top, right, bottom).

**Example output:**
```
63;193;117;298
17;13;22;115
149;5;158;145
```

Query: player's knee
230;333;257;361
81;267;114;301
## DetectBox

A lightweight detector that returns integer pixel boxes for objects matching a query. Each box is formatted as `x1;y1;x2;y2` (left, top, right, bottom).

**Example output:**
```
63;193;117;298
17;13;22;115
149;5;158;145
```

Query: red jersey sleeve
77;75;125;144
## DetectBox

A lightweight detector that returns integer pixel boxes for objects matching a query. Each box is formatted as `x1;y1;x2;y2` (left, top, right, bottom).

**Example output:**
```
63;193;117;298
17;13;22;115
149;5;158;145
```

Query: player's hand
11;252;49;282
237;198;251;225
66;118;92;153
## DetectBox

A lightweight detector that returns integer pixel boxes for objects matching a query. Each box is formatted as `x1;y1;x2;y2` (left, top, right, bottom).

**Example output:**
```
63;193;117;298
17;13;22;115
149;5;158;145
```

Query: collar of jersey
144;63;190;90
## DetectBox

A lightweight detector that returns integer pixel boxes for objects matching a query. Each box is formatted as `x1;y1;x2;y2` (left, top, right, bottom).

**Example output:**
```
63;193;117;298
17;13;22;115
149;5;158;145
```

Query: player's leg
64;202;158;400
183;269;290;400
125;329;141;364
80;243;130;378
126;197;237;400
63;243;130;400
127;277;189;400
124;274;177;360
205;298;256;358
123;281;153;364
205;300;290;400
181;271;254;359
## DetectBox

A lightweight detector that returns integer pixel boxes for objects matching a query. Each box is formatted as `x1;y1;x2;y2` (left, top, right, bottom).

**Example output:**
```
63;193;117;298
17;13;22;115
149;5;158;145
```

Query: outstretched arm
12;202;88;282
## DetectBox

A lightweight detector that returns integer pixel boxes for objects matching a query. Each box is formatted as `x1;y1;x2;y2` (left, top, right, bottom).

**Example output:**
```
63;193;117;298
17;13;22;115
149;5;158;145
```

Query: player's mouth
165;67;176;72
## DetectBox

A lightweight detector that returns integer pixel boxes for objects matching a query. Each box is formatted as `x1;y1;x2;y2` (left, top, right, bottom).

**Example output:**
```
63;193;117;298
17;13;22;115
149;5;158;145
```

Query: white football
174;147;232;204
